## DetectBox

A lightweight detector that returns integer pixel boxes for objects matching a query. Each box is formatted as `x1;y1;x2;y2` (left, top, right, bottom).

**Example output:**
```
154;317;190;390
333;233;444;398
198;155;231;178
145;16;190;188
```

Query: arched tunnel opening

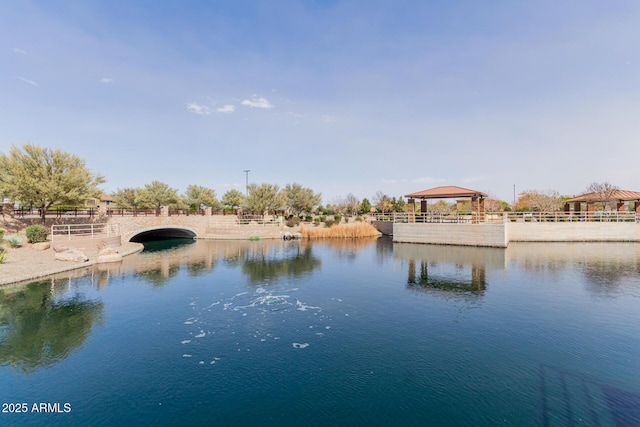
129;228;197;243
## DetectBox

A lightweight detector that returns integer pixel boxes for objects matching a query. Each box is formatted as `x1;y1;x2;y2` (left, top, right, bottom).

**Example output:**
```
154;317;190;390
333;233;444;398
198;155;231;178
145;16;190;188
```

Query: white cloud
17;76;37;86
216;105;235;113
321;115;336;123
241;96;274;109
186;102;212;115
12;48;27;55
460;175;490;184
100;77;114;83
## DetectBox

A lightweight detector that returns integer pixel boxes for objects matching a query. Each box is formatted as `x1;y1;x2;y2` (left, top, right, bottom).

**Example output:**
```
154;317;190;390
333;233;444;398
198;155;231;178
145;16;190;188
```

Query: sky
2;0;639;205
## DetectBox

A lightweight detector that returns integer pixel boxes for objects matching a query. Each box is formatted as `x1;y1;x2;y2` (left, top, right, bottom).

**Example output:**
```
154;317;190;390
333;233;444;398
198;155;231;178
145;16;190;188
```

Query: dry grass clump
300;223;381;239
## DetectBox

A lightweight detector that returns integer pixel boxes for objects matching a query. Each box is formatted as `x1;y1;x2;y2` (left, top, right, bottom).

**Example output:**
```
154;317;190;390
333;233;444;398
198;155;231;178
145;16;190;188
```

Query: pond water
1;238;639;426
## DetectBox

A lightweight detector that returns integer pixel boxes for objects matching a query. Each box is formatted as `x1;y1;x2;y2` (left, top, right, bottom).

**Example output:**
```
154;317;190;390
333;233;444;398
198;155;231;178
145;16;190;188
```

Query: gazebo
404;186;488;224
564;190;640;214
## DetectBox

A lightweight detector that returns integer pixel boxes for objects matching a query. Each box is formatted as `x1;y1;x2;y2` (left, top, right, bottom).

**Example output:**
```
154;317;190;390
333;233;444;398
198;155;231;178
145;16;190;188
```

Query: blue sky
2;0;639;205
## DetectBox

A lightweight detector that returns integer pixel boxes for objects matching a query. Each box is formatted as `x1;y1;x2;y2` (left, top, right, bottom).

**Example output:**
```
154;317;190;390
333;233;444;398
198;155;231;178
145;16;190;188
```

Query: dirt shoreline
0;241;144;288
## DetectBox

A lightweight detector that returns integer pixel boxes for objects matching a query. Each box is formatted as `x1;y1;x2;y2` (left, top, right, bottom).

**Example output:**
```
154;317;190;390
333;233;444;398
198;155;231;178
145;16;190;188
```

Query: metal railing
51;223;120;241
12;207;97;218
372;211;639;223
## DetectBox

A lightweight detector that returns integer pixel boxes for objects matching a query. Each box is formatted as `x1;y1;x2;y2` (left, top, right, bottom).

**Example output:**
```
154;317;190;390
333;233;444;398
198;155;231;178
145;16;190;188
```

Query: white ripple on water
182;286;332;363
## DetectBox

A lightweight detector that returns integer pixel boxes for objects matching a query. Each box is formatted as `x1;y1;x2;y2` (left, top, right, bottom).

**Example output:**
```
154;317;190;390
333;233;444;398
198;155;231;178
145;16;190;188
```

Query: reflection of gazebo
405;186;488;224
564;190;640;214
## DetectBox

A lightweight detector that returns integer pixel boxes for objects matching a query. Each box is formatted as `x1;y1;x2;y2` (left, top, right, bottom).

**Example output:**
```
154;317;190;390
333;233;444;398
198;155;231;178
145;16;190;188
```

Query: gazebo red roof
565;190;640;203
404;186;488;199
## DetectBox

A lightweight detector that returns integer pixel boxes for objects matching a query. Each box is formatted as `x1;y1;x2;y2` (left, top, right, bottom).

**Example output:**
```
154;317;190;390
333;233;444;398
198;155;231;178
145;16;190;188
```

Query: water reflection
0;279;103;373
395;243;505;298
241;244;321;284
507;243;640;298
70;240;324;288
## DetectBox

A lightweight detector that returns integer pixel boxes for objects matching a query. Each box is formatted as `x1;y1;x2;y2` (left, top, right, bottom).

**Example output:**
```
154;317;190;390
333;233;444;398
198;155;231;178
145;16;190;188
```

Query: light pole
513;184;516;209
244;170;250;197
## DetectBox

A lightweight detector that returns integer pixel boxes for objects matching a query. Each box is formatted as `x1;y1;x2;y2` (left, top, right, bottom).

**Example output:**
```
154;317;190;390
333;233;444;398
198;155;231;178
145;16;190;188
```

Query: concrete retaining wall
371;221;394;235
393;223;508;247
392;221;640;246
506;222;640;242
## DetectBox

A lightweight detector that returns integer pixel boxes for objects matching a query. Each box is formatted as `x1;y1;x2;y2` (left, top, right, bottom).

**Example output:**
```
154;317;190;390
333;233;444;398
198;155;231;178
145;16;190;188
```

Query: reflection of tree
134;265;181;287
241;245;321;284
0;280;103;373
580;261;640;297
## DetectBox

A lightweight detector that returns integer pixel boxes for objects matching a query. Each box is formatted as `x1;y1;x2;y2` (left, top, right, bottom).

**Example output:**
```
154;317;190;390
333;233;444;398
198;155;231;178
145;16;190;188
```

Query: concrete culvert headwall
129;227;197;242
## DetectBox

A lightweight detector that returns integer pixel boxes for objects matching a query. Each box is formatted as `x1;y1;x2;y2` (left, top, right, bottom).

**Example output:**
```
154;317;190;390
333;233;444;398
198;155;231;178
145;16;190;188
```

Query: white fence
50;223;120;241
372;211;639;223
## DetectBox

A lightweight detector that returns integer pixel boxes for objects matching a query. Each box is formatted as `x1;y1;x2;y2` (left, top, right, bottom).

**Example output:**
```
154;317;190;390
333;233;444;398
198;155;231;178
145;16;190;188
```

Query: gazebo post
408;198;415;223
471;196;485;224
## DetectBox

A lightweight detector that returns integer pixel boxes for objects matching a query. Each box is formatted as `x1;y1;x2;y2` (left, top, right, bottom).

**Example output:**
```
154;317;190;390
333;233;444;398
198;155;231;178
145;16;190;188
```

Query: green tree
360;198;371;214
391;196;407;213
136;181;180;210
284;183;322;215
112;187;140;209
0;144;105;221
221;189;246;208
246;183;285;214
182;185;222;210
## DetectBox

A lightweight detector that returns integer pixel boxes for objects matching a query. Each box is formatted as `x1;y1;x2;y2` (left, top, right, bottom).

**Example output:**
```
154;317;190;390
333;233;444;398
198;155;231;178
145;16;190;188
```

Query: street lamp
244;170;250;197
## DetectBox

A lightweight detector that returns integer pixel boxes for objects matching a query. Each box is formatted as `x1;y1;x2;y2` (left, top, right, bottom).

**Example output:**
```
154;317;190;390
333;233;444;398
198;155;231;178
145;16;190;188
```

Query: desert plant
334;214;342;224
0;229;4;242
286;217;301;227
0;247;6;264
4;235;22;248
25;224;49;243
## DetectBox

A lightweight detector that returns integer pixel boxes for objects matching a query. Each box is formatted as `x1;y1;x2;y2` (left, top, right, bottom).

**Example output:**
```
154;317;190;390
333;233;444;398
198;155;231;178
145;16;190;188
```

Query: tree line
0;144;625;220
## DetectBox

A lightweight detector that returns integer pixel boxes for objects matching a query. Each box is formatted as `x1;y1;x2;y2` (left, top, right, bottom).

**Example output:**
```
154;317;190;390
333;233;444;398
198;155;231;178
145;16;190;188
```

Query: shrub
324;219;335;227
305;216;313;222
25;225;49;243
286;217;301;227
5;235;22;248
0;247;6;264
0;229;4;242
334;214;342;224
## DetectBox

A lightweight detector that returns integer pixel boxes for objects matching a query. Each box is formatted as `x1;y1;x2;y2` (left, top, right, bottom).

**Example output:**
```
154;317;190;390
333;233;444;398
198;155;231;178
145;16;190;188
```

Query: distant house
85;193;114;207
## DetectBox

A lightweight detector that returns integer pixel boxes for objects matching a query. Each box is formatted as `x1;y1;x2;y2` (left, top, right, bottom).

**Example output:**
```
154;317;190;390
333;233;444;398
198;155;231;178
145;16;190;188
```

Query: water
1;238;639;426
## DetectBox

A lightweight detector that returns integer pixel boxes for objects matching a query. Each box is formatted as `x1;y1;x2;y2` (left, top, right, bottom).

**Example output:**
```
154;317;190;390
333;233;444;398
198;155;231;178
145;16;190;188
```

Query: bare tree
517;190;563;212
584;182;619;210
344;193;360;214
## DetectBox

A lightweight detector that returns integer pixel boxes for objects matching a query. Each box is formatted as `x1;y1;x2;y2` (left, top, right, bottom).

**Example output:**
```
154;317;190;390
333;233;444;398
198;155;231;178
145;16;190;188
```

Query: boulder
55;249;89;263
31;242;51;251
97;253;123;263
98;247;119;256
